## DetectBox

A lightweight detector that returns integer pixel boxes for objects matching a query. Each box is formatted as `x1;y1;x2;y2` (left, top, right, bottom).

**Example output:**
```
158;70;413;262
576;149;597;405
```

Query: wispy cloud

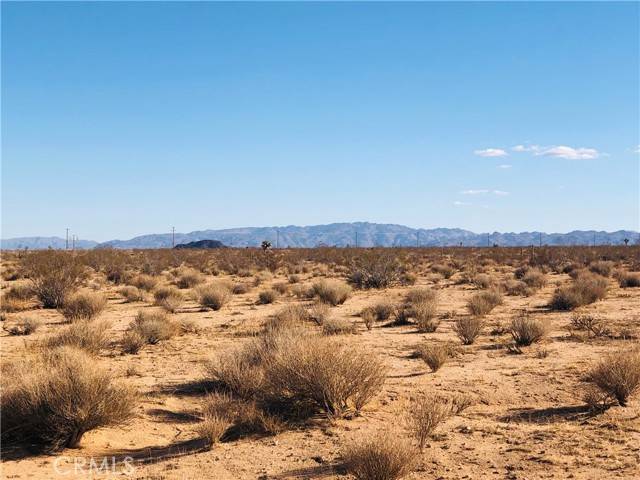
460;189;489;195
453;201;472;206
512;144;540;153
498;164;512;169
474;148;508;157
460;189;509;196
535;145;600;160
634;145;640;154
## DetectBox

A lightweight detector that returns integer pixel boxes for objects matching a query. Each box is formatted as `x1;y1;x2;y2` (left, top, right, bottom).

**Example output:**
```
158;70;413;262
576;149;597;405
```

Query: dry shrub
522;268;547;289
510;315;549;346
206;329;386;418
373;301;394;321
59;291;107;322
348;252;402;289
288;274;301;284
121;330;146;354
466;289;503;317
272;281;289;295
24;251;86;308
342;432;416;480
312;279;351;306
129;310;179;345
504;279;533;297
513;265;529;279
128;274;158;292
232;282;250;294
3;317;40;336
616;271;640;288
586;348;640;406
46;320;111;354
473;273;495;289
405;288;436;304
431;263;455;279
453;316;484;345
258;289;279;304
153;286;183;312
266;304;310;331
175;268;204;289
0;296;31;313
589;260;615;277
549;272;607;311
4;284;33;301
412;299;439;333
406;393;454;451
570;313;609;337
309;303;331;325
322;318;358;336
361;308;376;330
291;284;314;299
399;272;418;286
1;347;137;452
196;414;230;449
416;342;455;372
119;286;144;303
195;283;231;311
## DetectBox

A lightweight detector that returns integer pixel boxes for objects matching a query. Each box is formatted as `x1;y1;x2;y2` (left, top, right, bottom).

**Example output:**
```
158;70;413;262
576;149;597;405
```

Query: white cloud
474;148;508;157
498;164;512;169
453;201;472;206
535;145;600;160
512;144;540;153
460;189;489;195
634;145;640;154
460;189;509;196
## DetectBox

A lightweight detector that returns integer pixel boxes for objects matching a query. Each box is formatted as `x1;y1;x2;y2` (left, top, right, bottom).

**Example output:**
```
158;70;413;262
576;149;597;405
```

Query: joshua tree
624;238;629;246
261;240;272;251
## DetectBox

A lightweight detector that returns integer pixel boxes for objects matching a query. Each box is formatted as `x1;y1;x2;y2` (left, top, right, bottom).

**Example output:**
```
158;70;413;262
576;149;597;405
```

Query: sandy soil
1;263;639;480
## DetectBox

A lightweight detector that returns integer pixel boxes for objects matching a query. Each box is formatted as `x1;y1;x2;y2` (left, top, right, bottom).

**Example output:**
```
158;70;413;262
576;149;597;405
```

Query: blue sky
2;2;638;241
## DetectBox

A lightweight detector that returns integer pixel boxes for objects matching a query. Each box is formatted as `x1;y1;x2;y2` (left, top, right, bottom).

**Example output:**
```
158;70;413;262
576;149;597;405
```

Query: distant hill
2;223;638;249
174;239;226;249
0;236;98;250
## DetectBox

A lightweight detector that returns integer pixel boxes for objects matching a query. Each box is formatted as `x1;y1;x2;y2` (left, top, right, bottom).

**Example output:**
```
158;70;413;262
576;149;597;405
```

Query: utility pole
66;228;69;250
276;229;279;249
593;232;596;247
72;235;76;251
355;231;358;248
539;232;542;247
416;231;420;248
171;227;175;248
487;233;490;247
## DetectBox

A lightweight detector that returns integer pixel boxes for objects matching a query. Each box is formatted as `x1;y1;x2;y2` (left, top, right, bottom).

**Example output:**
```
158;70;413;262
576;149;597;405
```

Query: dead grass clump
232;282;250;294
312;279;351;306
616;271;640;288
431;263;455;279
3;317;41;336
453;316;484;345
258;289;279;304
196;414;231;449
348;253;402;289
522;268;547;289
59;291;107;322
128;274;158;292
405;288;437;304
195;283;231;311
466;289;503;316
309;303;331;325
589;260;615;277
413;299;439;333
504;279;533;297
549;272;607;310
119;286;144;303
322;318;358;336
1;347;137;452
510;315;549;346
361;308;376;330
175;268;204;289
342;432;416;480
373;300;394;321
416;342;455;372
288;274;301;284
262;336;386;417
266;304;310;331
586;348;640;406
406;393;453;451
473;273;495;289
121;330;146;354
272;282;289;295
0;296;31;313
4;284;33;301
24;251;86;308
153;286;183;313
129;310;179;345
46;320;111;354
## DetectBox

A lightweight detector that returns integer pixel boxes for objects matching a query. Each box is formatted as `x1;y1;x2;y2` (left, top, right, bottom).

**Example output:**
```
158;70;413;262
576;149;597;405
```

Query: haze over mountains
1;223;638;250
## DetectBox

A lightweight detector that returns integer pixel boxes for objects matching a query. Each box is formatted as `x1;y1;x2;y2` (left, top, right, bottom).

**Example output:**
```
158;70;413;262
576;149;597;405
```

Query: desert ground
1;247;639;480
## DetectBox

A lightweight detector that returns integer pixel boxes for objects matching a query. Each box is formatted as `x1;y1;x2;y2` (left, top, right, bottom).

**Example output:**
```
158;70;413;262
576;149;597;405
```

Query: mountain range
2;223;638;250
